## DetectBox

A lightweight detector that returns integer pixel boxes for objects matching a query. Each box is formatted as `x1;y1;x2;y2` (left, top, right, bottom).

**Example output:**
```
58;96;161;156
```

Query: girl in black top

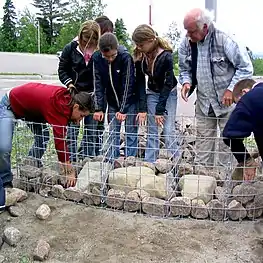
132;24;179;163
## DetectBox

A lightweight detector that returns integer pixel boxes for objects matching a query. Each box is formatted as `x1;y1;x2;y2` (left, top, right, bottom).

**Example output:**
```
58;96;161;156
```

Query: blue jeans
145;89;179;163
108;104;138;159
0;94;16;185
67;115;100;162
0;175;5;210
0;94;49;185
27;123;50;167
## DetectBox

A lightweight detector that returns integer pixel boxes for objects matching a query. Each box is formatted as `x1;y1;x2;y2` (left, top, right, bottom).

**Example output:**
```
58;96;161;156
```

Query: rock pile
0;188;51;261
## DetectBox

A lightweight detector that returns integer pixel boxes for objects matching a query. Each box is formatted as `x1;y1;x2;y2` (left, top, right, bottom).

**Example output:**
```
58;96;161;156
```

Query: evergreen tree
114;18;131;51
1;0;17;52
32;0;69;47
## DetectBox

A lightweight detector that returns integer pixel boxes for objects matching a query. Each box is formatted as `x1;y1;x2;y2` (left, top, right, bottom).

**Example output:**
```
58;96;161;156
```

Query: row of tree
1;0;262;75
0;0;134;54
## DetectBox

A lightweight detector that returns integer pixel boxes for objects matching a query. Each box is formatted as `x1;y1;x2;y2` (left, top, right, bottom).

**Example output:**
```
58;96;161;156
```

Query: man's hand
116;112;126;122
181;83;191;102
222;90;233;107
93;111;104;122
136;112;147;125
242;158;259;181
155;115;164;127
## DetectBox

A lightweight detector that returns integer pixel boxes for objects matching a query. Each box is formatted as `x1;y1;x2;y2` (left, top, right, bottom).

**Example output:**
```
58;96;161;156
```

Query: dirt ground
0;193;263;263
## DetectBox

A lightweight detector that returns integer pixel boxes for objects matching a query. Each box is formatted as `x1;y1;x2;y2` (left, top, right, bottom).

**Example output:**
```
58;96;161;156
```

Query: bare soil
0;193;262;263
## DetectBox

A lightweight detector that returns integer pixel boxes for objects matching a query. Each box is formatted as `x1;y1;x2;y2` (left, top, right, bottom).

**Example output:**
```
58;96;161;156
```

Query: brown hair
78;20;101;50
95;15;114;35
132;24;173;60
68;86;95;113
99;32;118;52
233;79;256;99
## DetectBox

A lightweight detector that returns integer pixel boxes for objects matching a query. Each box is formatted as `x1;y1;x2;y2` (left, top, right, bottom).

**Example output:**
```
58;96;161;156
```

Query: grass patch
0;72;41;76
11;121;86;168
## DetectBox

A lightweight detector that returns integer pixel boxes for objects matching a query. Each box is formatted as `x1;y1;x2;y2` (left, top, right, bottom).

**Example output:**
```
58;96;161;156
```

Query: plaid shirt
179;23;253;117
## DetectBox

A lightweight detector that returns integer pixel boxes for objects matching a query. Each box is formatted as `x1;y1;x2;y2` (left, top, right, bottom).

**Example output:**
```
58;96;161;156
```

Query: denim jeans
67;115;100;162
0;176;5;210
27;123;50;167
107;104;138;159
0;94;50;185
0;94;15;185
145;88;179;163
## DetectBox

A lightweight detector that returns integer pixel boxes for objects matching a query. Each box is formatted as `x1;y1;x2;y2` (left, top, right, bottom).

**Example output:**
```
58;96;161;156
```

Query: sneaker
3;181;13;188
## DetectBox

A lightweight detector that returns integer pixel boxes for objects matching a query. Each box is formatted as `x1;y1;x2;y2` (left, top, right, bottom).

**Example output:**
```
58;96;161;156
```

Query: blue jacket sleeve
119;53;136;114
93;55;106;112
223;100;252;163
135;60;147;113
155;52;177;115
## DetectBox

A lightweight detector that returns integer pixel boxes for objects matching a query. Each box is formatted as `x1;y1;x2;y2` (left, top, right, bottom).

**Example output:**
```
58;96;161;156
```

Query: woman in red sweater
0;82;94;192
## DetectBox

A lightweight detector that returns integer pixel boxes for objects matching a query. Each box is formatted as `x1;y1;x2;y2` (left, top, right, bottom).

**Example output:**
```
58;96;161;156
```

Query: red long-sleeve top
9;83;72;163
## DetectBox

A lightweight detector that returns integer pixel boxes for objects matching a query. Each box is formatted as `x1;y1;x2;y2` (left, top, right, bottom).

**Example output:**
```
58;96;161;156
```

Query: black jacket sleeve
223;100;252;163
119;53;136;114
58;43;73;87
135;60;147;113
155;52;177;115
93;55;106;112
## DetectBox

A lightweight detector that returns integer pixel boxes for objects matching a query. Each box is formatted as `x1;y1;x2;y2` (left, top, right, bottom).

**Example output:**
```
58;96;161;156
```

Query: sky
1;0;262;52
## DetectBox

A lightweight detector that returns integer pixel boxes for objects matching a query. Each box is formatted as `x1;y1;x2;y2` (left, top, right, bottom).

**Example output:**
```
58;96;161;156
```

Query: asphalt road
0;52;196;117
0;52;59;75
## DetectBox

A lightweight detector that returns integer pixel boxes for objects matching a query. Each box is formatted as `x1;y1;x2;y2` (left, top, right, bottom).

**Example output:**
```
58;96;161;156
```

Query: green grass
11;122;85;168
0;72;41;76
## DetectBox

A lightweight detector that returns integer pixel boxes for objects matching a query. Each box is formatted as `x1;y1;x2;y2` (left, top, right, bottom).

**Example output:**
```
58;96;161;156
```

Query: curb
0;74;59;80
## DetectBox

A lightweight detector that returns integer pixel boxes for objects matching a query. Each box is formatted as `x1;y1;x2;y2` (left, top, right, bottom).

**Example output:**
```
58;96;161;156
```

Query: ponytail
68;85;95;113
156;37;173;52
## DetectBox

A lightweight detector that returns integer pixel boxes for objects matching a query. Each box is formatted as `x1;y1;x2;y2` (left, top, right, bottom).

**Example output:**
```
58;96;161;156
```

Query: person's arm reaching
93;56;106;122
119;53;136;114
223;100;258;180
45;112;76;188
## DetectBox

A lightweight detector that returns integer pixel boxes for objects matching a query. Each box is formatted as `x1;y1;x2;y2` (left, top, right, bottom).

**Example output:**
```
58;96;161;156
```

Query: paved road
0;52;59;75
0;79;61;97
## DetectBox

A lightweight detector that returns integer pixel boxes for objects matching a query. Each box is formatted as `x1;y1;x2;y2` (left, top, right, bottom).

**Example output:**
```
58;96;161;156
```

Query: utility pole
205;0;217;22
149;0;152;26
37;19;41;54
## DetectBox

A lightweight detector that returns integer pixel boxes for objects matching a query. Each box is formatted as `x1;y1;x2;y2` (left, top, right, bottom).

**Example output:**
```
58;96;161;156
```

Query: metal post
37;20;41;54
205;0;217;22
149;0;152;26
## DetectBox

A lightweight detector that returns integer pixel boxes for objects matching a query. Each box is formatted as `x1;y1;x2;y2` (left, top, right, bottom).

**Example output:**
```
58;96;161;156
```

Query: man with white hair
179;8;253;171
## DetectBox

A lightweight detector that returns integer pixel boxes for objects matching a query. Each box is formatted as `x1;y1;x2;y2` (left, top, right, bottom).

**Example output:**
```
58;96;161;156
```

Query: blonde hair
132;24;172;60
78;20;101;50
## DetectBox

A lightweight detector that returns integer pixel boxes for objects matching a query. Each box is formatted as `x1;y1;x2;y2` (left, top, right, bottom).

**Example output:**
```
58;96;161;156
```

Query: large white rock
136;173;172;199
76;161;112;191
108;166;155;193
179;174;217;204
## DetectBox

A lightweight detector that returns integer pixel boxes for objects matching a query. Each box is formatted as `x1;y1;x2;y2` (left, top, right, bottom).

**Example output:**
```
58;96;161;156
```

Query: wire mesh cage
7;114;263;222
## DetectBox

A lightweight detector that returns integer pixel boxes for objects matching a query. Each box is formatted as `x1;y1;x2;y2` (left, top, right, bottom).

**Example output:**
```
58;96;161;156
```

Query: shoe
3;181;13;188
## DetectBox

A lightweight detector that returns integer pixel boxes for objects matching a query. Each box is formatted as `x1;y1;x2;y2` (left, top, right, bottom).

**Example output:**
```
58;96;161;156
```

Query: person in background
95;15;114;34
93;33;138;159
0;82;94;191
179;8;253;172
132;24;178;163
223;79;263;181
88;15;114;156
58;20;100;162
